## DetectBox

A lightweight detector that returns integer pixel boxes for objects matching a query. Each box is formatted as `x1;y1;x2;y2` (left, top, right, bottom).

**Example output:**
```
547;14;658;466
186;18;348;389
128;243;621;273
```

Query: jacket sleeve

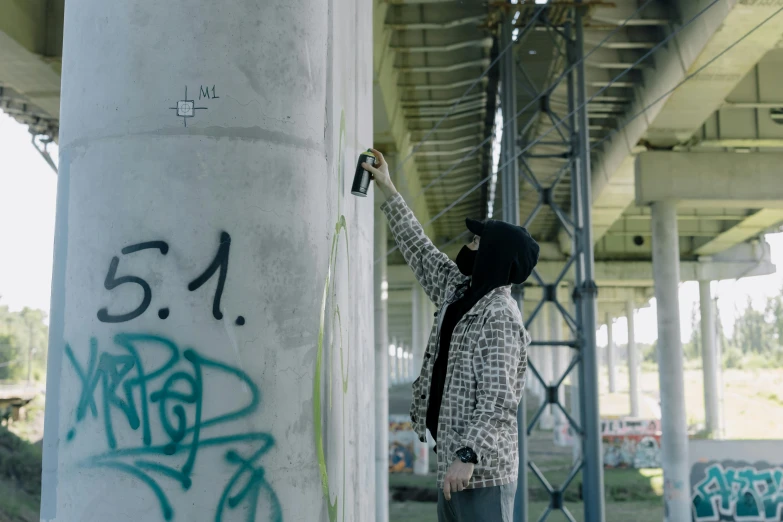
460;310;526;466
380;193;467;307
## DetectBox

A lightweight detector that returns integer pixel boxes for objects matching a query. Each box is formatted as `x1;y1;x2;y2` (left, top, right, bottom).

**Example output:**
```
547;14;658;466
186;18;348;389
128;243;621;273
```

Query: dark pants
437;482;516;522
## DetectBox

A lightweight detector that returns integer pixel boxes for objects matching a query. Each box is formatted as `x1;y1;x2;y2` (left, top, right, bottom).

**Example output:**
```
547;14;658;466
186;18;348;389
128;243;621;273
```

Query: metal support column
500;7;527;522
574;6;606;519
540;305;554;430
498;2;605;520
550;304;566;433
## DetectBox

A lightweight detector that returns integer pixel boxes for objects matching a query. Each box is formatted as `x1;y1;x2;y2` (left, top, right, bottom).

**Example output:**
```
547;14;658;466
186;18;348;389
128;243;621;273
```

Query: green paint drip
313;109;351;522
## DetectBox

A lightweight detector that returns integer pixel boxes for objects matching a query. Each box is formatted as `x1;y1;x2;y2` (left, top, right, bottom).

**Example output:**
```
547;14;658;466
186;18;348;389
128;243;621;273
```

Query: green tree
734;297;772;354
765;287;783;348
683;302;701;360
0;303;49;382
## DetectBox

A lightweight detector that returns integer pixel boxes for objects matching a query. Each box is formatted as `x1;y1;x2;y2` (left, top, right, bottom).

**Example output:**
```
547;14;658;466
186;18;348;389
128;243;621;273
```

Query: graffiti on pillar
314;109;352;522
169;86;209;127
691;462;783;522
97;232;245;326
64;333;281;522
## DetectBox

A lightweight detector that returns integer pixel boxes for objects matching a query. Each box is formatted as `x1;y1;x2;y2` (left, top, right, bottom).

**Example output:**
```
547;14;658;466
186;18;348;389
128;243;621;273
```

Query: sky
1;111;782;344
0;112;58;318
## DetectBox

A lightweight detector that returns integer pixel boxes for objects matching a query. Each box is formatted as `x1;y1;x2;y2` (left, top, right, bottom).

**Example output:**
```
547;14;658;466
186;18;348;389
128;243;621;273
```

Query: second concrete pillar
651;200;689;522
699;280;720;437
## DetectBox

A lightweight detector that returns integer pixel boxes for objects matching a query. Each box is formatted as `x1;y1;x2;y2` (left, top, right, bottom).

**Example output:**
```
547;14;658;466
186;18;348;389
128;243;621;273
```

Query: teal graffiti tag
66;333;281;522
692;463;783;522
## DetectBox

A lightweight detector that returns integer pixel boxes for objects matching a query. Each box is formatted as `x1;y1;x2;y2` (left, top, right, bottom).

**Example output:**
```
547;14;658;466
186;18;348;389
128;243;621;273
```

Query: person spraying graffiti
363;149;539;522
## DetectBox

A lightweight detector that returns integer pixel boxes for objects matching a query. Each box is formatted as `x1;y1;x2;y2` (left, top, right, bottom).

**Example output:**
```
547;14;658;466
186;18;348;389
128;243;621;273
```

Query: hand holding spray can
351;149;377;197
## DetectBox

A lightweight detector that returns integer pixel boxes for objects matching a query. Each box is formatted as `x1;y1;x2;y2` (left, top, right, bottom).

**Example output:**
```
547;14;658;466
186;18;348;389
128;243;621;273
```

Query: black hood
465;217;540;296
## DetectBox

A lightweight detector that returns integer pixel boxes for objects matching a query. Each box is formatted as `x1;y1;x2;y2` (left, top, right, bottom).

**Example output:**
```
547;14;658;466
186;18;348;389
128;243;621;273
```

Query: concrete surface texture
40;1;374;521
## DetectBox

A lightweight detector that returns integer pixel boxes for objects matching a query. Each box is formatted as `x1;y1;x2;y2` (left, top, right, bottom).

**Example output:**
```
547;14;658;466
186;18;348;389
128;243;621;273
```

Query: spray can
351;149;376;197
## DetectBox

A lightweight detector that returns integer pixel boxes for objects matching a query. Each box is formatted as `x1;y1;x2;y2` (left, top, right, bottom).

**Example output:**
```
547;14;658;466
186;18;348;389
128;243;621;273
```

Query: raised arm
366;149;467;306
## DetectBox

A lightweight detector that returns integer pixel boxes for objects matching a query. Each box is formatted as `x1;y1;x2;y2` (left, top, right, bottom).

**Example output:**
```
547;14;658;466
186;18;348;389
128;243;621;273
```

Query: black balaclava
464;217;540;301
455;246;477;276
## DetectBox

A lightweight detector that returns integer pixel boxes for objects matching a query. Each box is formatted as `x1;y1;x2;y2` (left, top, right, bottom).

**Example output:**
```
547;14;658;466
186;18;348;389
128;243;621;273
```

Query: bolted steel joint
546;385;559;405
551;490;564;510
580;279;599;298
539;92;549;113
544;283;557;302
541;187;553;206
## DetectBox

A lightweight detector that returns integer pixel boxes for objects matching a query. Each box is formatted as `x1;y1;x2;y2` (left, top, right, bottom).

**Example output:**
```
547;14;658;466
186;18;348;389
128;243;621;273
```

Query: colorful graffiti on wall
389;414;416;473
691;461;783;522
601;417;661;469
554;416;663;469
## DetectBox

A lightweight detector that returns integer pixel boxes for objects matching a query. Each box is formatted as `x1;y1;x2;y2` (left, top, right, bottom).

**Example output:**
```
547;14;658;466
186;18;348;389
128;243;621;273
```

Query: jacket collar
464;286;512;317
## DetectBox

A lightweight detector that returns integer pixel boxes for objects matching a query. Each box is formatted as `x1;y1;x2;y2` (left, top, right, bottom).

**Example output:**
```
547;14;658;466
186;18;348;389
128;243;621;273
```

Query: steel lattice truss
500;5;604;522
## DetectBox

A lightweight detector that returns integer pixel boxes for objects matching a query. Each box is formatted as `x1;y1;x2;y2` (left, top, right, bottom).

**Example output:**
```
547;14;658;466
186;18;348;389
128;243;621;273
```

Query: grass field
600;366;783;439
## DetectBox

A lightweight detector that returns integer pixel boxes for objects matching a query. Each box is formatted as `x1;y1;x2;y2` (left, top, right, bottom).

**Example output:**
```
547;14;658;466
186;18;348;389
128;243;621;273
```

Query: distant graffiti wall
389;415;416;473
690;440;783;522
554;416;662;468
602;417;662;469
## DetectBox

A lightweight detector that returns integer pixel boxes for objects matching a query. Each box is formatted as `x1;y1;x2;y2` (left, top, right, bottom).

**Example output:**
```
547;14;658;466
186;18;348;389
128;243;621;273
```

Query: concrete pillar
699;281;720;437
374;206;389;522
419;292;431;370
651;200;690;522
539;304;554;430
390;337;398;386
606;313;616;393
626;301;640;418
43;1;375;521
396;345;404;384
402;350;408;383
411;285;429;474
412;286;422;371
715;296;725;439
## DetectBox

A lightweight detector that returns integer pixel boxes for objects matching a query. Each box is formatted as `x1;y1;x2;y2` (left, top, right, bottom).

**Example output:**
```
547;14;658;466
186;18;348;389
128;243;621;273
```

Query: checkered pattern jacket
381;193;530;489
